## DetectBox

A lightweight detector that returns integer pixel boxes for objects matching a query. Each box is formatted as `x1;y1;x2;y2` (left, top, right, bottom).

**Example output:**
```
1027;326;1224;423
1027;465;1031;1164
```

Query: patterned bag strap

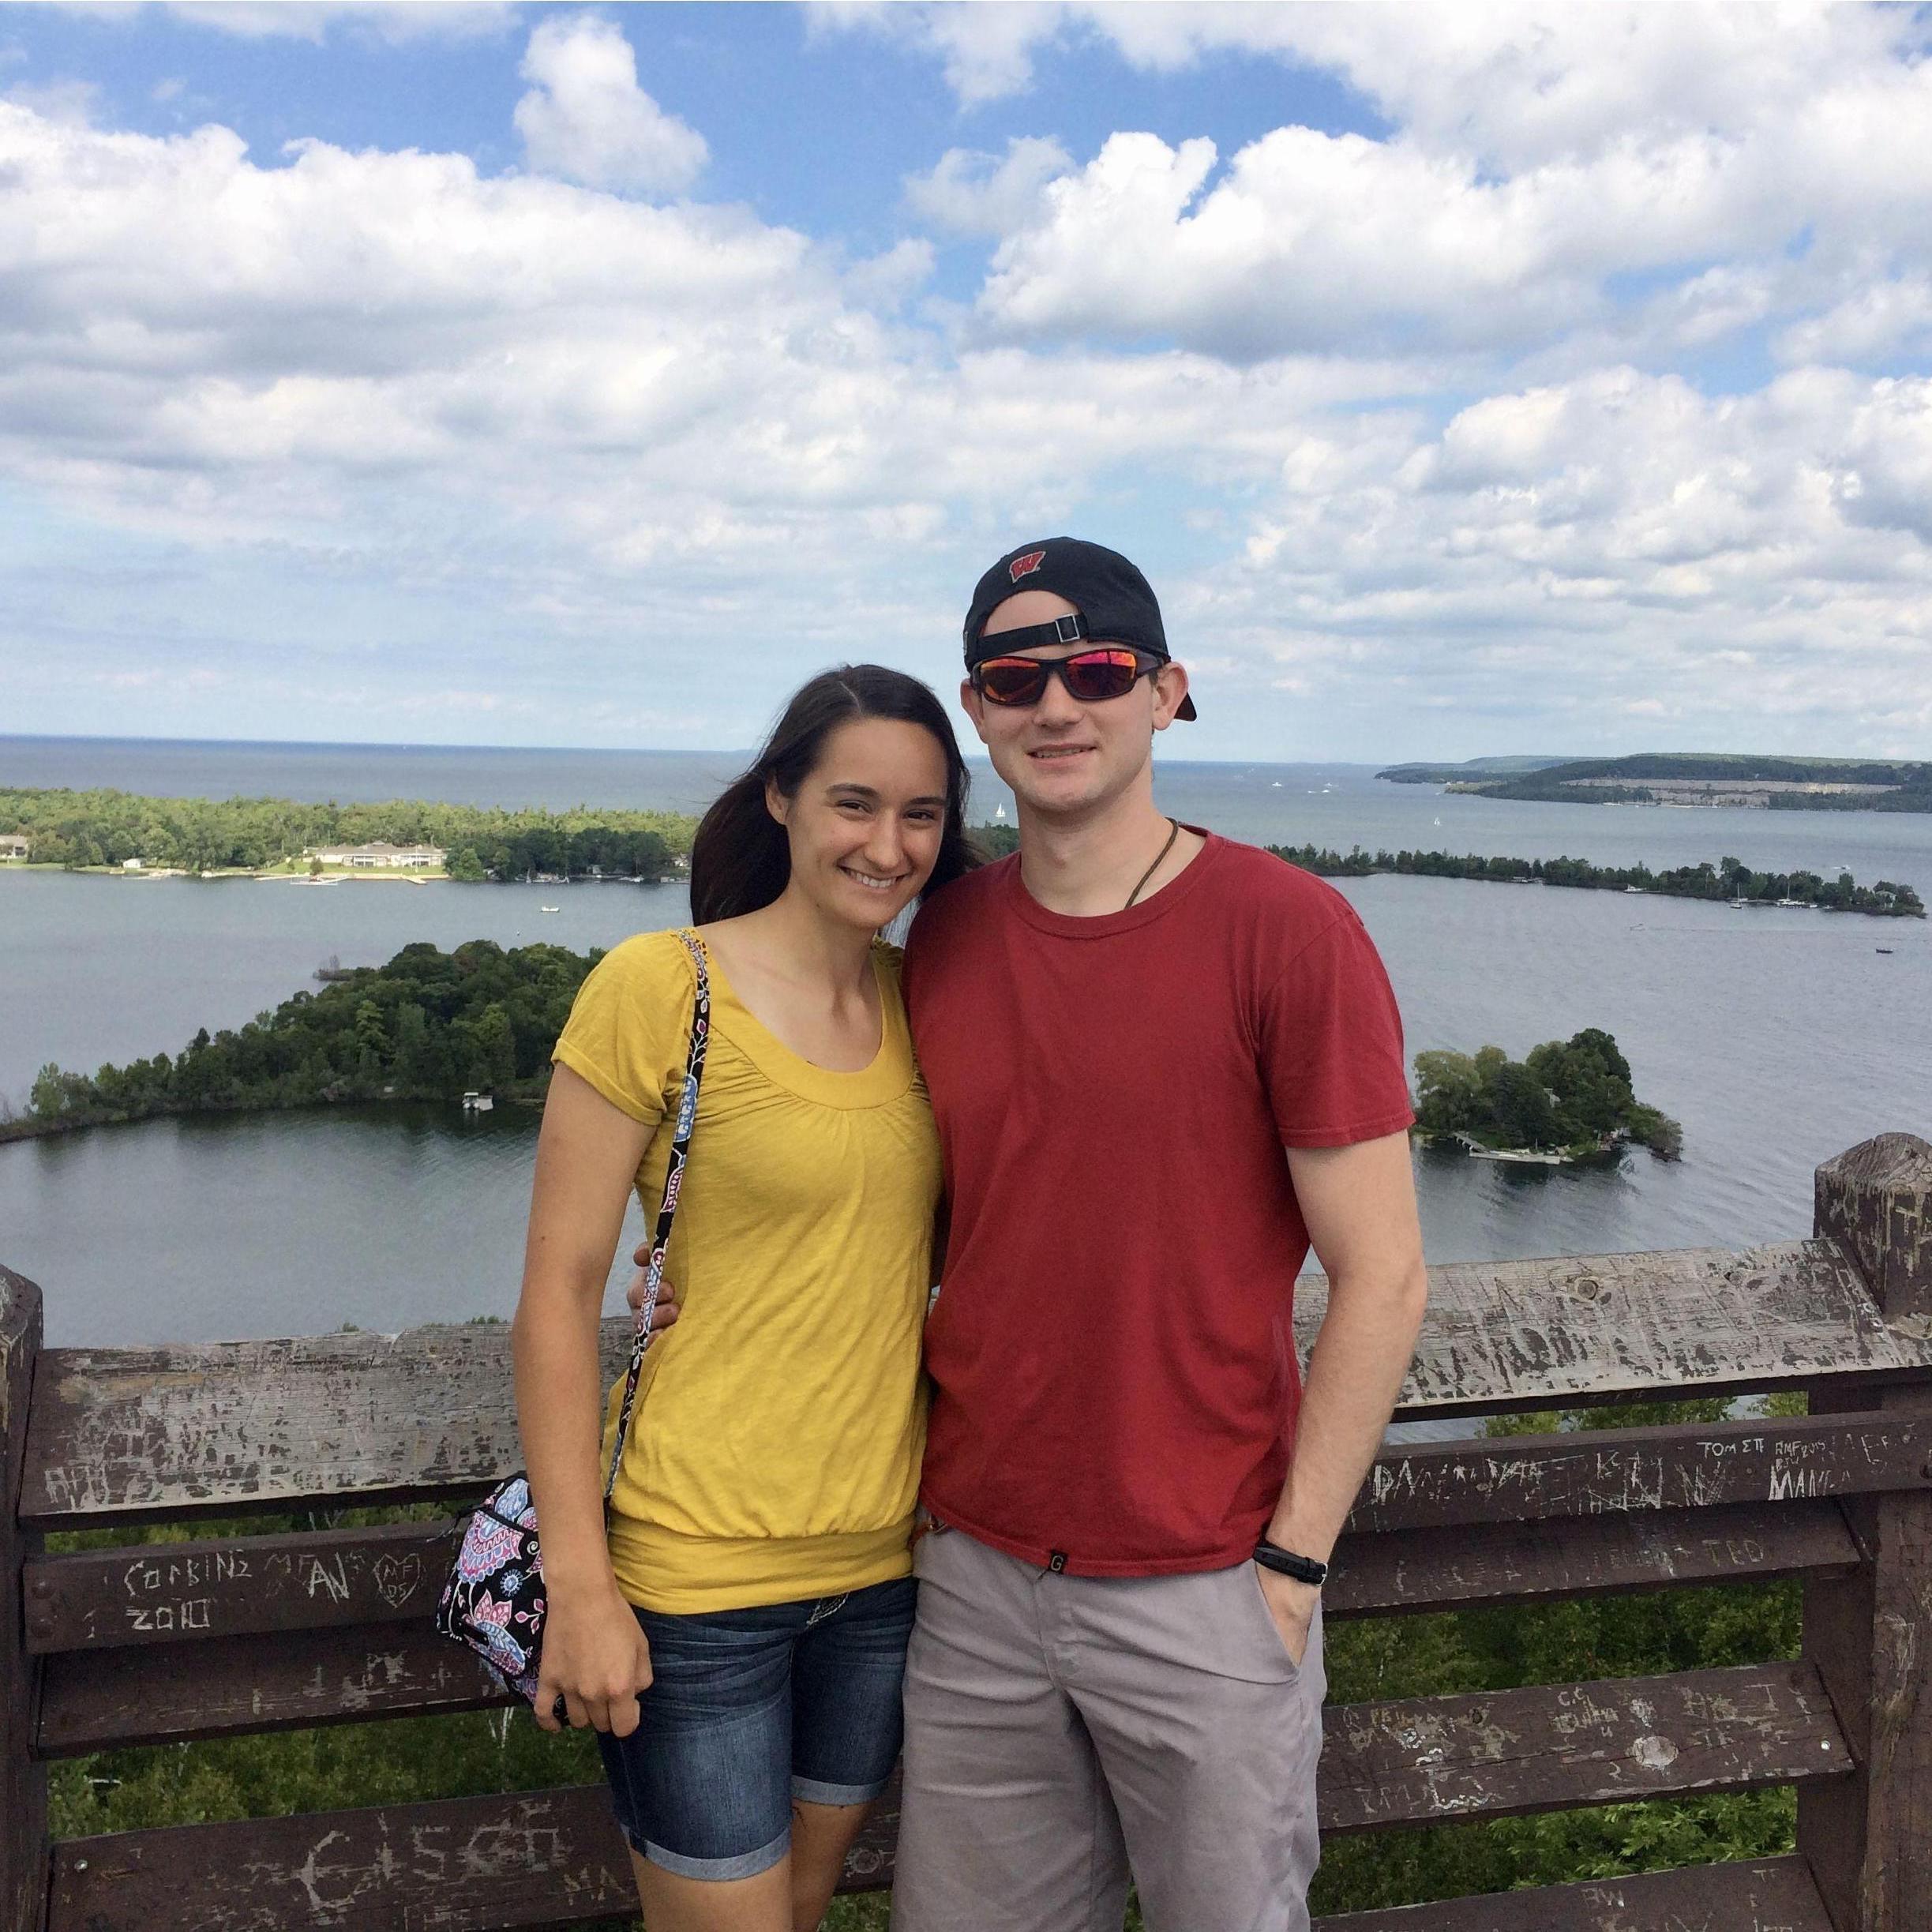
604;928;711;1502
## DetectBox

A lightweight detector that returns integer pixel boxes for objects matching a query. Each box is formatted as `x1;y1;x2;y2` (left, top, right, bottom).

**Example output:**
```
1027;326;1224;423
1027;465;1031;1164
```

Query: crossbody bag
435;928;711;1705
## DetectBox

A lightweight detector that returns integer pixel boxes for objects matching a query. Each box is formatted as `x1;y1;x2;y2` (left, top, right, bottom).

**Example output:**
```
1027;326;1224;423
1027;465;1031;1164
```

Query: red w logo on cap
1008;550;1046;583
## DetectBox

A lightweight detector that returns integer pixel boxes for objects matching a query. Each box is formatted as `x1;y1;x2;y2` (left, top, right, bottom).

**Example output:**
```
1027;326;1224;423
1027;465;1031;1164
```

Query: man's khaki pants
892;1525;1326;1932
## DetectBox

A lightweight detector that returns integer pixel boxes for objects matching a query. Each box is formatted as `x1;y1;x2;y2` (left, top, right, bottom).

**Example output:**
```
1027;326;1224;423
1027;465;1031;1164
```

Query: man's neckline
1004;827;1221;936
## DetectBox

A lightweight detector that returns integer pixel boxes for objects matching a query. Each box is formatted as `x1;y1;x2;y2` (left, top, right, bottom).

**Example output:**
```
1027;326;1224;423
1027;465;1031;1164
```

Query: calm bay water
2;737;1927;1345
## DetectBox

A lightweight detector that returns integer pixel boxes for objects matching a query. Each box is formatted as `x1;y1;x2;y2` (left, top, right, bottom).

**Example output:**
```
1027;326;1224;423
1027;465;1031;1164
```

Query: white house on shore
0;835;30;862
307;842;447;869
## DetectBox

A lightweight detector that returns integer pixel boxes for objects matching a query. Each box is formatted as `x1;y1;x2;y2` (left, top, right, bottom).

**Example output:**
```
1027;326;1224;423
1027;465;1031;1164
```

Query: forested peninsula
1378;752;1932;813
0;786;696;881
1265;842;1924;917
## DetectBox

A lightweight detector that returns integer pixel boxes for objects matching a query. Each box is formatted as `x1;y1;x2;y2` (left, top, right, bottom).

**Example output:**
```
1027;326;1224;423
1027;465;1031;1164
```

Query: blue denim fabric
595;1576;916;1881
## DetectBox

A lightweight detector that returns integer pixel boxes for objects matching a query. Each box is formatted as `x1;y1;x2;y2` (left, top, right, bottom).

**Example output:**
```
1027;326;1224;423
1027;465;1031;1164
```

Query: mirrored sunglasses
971;647;1159;707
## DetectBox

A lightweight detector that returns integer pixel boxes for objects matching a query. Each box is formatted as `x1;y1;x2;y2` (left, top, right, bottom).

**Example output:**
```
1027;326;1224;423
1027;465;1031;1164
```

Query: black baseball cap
963;536;1198;722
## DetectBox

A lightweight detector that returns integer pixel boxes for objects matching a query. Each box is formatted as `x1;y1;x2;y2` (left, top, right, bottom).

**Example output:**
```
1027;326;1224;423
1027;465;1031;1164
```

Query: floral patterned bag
435;929;711;1706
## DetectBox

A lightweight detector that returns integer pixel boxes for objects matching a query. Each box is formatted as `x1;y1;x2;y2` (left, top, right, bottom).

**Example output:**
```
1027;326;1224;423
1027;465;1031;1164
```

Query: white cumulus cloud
514;12;707;195
905;136;1073;237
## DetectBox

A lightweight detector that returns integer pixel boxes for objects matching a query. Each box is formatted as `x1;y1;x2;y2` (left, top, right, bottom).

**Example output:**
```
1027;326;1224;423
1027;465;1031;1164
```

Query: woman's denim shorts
594;1576;916;1881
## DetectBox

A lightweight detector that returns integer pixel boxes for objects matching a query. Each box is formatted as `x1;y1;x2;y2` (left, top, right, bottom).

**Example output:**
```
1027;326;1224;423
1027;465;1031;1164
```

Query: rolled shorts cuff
793;1771;889;1806
639;1824;791;1884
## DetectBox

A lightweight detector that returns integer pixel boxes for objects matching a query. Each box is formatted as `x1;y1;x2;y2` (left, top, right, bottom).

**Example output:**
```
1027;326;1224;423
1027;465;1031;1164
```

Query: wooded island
1412;1028;1683;1163
1264;841;1925;917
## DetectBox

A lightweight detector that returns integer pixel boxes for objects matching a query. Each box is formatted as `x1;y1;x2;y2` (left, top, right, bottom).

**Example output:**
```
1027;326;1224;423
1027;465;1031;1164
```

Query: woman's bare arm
510;1062;655;1735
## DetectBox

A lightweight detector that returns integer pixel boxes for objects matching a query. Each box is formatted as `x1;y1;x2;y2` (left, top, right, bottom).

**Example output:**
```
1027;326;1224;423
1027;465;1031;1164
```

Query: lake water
2;737;1927;1346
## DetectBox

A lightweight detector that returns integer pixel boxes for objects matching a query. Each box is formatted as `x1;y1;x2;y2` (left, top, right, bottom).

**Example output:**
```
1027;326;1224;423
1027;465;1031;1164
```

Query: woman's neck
729;887;877;994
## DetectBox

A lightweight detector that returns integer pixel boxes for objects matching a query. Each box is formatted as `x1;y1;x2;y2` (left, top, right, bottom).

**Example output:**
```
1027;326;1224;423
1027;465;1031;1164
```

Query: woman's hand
626;1247;682;1330
533;1577;655;1737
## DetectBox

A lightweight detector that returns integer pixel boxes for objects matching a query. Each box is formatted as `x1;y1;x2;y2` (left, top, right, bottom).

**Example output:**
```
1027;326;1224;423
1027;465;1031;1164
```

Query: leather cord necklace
1124;817;1181;910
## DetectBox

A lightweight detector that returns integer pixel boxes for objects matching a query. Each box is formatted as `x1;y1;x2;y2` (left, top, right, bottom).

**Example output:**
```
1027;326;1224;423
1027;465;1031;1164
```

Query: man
891;538;1429;1932
635;537;1427;1929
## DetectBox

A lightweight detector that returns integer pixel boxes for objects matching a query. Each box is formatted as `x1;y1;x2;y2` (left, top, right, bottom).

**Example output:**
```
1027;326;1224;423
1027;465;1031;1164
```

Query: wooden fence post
1800;1133;1932;1932
0;1267;48;1932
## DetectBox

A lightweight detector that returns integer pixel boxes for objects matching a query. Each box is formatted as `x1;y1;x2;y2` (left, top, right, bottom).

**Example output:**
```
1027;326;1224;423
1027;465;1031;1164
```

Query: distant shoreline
1266;841;1924;918
1380;752;1932;815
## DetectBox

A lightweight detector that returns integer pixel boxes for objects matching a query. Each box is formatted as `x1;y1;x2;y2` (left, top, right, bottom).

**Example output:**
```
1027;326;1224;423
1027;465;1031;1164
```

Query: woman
510;666;977;1932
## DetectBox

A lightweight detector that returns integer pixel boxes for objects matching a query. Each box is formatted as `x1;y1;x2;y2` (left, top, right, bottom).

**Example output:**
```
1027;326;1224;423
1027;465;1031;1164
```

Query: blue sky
3;2;1930;760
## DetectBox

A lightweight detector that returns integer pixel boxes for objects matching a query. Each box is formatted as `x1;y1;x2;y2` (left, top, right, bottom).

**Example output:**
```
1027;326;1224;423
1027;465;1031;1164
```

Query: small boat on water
461;1090;494;1114
540;905;561;913
1877;947;1894;955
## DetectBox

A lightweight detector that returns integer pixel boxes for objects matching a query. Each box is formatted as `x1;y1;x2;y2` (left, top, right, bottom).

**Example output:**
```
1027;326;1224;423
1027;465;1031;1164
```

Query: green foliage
1411;1029;1679;1156
1266;841;1924;917
17;939;602;1135
0;786;693;881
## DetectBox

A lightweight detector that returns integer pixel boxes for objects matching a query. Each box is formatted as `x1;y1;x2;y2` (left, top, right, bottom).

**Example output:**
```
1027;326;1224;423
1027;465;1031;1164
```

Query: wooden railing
2;1131;1930;1931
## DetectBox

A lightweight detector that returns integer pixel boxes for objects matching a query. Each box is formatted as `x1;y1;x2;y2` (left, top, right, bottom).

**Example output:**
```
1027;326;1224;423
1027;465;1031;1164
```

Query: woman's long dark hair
689;665;981;924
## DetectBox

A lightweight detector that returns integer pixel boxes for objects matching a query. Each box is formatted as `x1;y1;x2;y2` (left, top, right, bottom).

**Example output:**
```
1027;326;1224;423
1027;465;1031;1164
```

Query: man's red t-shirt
902;831;1415;1576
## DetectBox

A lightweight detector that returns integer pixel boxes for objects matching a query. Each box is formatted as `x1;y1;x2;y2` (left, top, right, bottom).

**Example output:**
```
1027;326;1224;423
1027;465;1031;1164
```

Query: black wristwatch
1253;1540;1327;1587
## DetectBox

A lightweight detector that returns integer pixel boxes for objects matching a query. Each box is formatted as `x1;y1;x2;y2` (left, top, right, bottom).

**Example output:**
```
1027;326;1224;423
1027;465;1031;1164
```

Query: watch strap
1253;1540;1328;1587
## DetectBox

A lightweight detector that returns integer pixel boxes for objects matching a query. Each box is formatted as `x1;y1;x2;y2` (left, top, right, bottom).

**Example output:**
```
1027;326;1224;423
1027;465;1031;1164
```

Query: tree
392;1003;442;1094
471;1004;517;1093
354;1000;389;1060
29;1064;83;1120
1486;1061;1561;1148
1412;1050;1484;1133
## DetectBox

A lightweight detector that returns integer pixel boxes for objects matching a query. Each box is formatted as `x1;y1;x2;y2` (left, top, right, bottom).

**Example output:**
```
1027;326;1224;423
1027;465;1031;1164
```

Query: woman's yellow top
551;928;940;1615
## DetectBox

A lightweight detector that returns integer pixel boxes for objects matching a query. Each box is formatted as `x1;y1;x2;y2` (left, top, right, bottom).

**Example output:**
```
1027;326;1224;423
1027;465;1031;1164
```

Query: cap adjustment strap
970;611;1092;661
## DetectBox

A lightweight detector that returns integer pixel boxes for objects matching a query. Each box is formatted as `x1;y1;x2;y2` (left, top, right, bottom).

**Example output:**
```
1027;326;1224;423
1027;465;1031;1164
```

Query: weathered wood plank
31;1505;1859;1753
48;1787;637;1932
1352;1412;1932;1536
1798;1131;1932;1932
48;1780;902;1930
1367;1235;1932;1421
25;1236;1932;1525
25;1519;456;1655
1309;1855;1832;1931
1319;1661;1847;1833
36;1626;508;1757
0;1269;49;1932
41;1664;1838;1928
27;1498;1856;1660
23;1319;633;1527
43;1663;1847;1930
23;1475;1874;1667
1327;1501;1859;1619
